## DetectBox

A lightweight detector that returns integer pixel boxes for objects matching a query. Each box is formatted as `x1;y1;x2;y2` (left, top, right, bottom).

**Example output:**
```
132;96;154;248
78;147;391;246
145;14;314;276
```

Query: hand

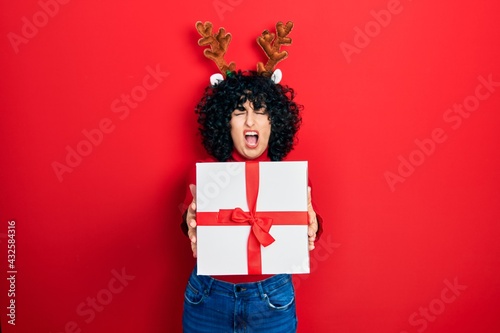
307;186;318;251
186;184;198;258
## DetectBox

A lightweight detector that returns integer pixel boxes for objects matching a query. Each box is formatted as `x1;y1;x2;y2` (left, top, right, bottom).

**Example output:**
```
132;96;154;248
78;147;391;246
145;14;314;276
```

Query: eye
255;109;268;115
232;105;246;116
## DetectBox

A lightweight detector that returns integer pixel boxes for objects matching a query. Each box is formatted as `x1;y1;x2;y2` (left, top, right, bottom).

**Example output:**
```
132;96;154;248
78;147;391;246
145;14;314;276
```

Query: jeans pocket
184;279;205;305
264;281;295;311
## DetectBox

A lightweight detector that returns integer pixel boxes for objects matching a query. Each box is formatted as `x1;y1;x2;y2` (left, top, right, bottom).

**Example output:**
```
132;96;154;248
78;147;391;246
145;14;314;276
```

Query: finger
308;214;318;235
308;224;317;238
309;219;318;232
188;228;197;242
307;186;312;206
191;243;197;258
189;184;197;204
188;218;197;229
190;234;197;244
189;201;196;213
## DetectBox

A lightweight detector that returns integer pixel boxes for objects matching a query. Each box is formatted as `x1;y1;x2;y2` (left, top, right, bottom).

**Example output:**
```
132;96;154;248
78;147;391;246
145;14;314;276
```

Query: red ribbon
197;162;308;275
225;207;275;247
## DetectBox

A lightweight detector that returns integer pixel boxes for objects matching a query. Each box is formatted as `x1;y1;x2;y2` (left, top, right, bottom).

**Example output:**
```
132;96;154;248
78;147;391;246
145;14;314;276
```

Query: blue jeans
182;266;297;333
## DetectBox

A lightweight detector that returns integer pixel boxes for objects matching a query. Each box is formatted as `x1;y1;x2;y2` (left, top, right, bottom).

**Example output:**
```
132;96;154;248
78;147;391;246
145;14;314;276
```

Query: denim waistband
190;266;292;299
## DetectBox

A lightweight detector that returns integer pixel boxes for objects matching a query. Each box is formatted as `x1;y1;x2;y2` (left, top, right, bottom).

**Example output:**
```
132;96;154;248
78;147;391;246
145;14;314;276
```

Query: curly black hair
195;70;303;161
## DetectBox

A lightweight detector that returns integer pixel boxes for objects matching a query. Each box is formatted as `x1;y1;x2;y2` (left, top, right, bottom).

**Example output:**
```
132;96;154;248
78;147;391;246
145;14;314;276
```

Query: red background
1;0;500;332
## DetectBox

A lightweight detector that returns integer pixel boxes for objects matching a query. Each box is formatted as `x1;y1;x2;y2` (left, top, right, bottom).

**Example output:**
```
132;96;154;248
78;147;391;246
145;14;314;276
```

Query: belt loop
257;281;266;299
205;276;214;296
193;265;214;296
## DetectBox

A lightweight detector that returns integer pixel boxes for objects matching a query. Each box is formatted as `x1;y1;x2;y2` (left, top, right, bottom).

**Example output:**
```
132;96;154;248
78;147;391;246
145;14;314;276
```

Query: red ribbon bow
229;207;275;247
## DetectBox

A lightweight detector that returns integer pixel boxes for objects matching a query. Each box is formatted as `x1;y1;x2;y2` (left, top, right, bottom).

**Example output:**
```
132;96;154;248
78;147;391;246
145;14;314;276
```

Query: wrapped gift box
196;161;310;275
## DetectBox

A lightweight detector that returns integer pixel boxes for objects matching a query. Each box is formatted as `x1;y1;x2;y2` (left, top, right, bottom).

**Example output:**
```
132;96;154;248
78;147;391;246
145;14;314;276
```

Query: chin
237;149;256;159
248;150;265;159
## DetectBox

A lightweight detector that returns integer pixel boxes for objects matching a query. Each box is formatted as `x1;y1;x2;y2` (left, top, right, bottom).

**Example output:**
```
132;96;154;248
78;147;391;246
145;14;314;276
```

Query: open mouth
244;130;259;148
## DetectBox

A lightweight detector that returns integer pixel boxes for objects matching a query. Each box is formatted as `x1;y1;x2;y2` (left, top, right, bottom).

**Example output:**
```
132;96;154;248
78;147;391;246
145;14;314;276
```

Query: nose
245;111;255;127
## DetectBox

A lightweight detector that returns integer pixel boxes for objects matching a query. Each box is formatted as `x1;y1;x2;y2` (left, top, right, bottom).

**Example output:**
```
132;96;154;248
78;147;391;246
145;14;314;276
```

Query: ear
210;73;224;86
271;69;282;84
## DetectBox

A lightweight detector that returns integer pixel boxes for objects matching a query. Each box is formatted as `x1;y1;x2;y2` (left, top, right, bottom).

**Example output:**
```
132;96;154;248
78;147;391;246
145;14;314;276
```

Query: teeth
245;131;258;136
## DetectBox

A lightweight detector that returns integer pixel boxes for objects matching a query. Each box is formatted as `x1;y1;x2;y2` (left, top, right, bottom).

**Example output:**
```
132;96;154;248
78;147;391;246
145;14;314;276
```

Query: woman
181;70;323;332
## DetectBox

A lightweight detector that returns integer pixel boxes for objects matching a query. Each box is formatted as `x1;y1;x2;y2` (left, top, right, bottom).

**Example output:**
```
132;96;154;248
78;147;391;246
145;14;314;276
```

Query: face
230;100;271;160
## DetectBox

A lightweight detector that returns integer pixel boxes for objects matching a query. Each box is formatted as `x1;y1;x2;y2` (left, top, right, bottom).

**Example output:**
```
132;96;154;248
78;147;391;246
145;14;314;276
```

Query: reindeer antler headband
196;21;294;85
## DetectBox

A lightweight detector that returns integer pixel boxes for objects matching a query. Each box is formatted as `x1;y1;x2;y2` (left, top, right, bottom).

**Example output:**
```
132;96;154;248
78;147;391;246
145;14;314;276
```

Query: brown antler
196;21;236;76
256;21;294;75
